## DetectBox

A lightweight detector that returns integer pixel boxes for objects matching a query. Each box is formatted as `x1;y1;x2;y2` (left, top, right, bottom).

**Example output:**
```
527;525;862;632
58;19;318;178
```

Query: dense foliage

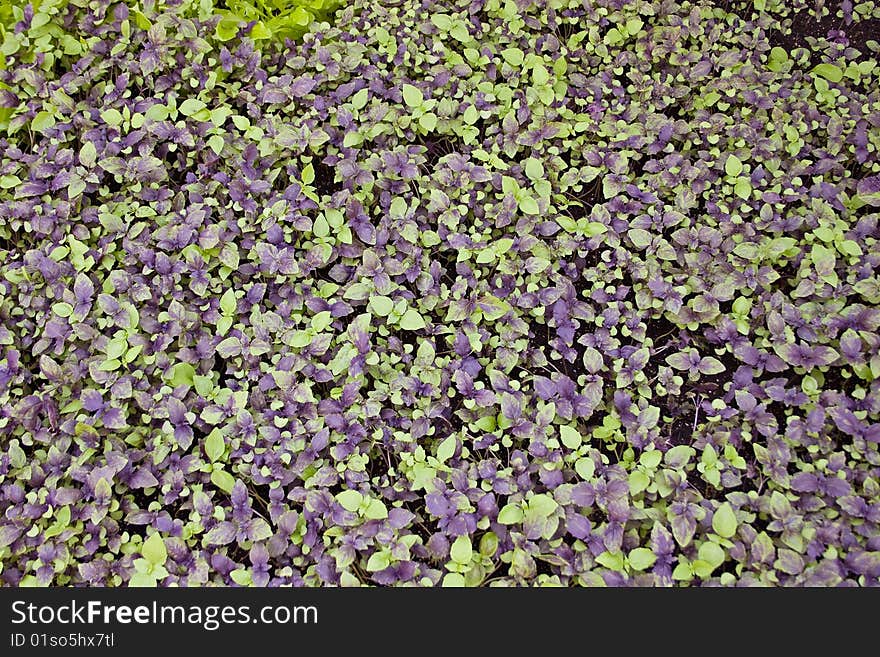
1;0;879;587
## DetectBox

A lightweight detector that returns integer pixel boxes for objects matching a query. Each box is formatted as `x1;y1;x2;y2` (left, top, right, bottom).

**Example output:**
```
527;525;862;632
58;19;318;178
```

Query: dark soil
768;6;880;54
414;135;465;171
312;157;342;197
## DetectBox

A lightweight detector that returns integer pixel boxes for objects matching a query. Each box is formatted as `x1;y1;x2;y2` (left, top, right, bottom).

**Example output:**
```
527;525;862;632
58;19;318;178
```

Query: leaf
640;450;662;469
68;176;87;199
518;195;539;215
629;470;651;495
301;163;315;186
289;331;312;348
419;112;438;132
79;141;97;167
666;352;692;370
32;111;56;133
216;316;232;336
603;27;624;46
839;240;862;257
167;362;196;387
389;197;408;218
215;17;240;41
100;108;123;127
450;535;473;564
98;359;121;372
129;468;158;489
313;215;330;238
497;504;524;524
94;478;112;500
205;429;225;463
442;573;466;587
698;541;725;569
436;435;456;463
210;469;235;493
449;23;470;42
474;415;496;432
628;228;653;250
770;46;788;62
595;551;625;571
249;21;272;40
671;514;696;547
216;337;241;358
349;88;369;111
402;84;424;108
369;296;395;317
336;490;363;513
769;491;791;518
625;18;644;35
203;522;235;547
698;357;726;375
733;242;758;260
628;547;657;571
812;63;842;83
398;309;426;331
311;310;333;332
702;444;718;466
142;104;168;123
664;445;695;468
219;288;237;315
524;157;544;181
560;425;582;449
856;176;880;206
691;559;715;579
502;175;519;195
575;457;595;480
479;532;499;558
501;47;524;66
0;525;22;548
128;572;157;587
342;131;362;148
0;175;21;190
207;134;225;155
366;550;391;572
712;502;738;538
291;76;317;97
775;549;805;575
734;178;751;200
363;498;388;520
133;9;152;29
141;532;167;566
230;569;252;586
528;494;557;518
531;64;550;86
52;302;73;317
725;154;743;177
671;561;693;581
179;98;207;117
581;221;607;237
811;244;836;277
289;6;312;26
